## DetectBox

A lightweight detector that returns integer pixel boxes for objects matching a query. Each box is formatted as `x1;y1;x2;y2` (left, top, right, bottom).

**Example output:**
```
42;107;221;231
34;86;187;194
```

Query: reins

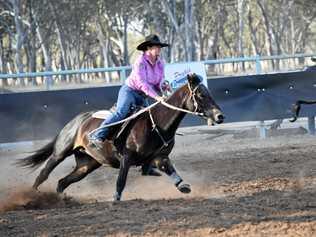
88;82;204;136
88;101;160;135
160;101;202;116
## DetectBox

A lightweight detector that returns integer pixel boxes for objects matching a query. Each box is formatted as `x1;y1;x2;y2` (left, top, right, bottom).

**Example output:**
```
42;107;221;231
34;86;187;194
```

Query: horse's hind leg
33;155;66;190
56;152;101;193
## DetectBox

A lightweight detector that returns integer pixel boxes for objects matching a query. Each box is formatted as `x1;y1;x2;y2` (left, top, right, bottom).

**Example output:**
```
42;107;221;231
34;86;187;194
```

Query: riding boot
88;120;112;150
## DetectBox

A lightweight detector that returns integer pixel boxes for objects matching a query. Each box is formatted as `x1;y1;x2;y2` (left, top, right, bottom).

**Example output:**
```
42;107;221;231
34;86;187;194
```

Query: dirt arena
0;122;316;236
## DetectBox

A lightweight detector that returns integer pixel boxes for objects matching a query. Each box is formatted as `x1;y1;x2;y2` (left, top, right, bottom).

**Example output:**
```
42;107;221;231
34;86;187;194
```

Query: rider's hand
161;81;172;92
155;96;165;102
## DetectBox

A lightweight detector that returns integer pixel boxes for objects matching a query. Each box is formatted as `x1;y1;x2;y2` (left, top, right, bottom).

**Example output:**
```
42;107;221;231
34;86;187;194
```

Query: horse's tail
17;111;93;170
16;137;57;169
290;100;316;122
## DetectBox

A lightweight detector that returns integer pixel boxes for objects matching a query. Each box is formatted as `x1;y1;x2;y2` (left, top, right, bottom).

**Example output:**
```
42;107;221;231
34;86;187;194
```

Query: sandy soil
0;125;316;236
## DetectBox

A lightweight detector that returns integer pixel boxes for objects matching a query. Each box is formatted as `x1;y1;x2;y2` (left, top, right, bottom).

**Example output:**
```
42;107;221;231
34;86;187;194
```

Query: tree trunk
184;0;194;61
34;10;53;87
49;1;70;71
247;8;260;55
11;0;25;85
237;0;245;71
123;14;129;66
164;0;176;62
0;37;8;87
27;0;37;85
96;18;110;83
162;0;187;61
257;0;275;69
207;2;221;60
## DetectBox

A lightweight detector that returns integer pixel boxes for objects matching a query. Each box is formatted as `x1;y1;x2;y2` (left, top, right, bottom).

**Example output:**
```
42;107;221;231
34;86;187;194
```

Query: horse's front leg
153;157;191;194
114;155;131;201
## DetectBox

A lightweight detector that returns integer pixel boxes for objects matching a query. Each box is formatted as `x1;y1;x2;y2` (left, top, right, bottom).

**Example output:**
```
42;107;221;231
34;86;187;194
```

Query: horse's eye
197;91;205;98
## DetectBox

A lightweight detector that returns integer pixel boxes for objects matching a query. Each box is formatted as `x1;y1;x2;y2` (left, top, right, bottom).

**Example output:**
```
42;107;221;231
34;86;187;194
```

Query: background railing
0;53;315;93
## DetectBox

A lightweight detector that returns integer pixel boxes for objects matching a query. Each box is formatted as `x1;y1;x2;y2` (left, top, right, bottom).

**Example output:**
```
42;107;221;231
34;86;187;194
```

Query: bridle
148;82;206;148
187;81;203;113
160;82;204;116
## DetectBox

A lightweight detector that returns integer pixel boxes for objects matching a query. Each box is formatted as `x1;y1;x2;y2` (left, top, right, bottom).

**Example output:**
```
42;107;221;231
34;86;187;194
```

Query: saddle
91;103;117;119
91;104;143;141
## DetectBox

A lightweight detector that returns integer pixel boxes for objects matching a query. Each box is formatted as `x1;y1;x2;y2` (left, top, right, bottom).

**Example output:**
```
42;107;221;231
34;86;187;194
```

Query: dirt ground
0;123;316;237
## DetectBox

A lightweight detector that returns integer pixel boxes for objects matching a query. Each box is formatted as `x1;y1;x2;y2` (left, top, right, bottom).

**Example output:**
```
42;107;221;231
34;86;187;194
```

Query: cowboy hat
137;34;169;51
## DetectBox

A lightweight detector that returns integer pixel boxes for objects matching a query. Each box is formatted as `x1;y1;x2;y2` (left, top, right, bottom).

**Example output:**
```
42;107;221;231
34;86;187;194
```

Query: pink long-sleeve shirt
125;53;164;98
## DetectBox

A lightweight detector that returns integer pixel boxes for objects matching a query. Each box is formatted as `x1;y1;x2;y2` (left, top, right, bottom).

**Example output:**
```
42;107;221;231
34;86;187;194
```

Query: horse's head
186;73;224;125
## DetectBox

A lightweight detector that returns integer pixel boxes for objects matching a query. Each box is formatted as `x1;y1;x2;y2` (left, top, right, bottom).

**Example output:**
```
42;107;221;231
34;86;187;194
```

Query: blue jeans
92;85;146;141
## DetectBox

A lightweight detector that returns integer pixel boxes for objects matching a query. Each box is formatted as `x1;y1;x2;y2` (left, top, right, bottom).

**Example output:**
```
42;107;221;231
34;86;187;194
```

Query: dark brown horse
290;100;316;122
17;74;224;201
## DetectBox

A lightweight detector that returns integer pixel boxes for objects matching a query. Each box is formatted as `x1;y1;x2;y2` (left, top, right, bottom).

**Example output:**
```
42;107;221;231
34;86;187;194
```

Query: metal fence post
255;55;262;74
120;69;126;83
45;75;53;90
308;116;315;135
259;120;267;139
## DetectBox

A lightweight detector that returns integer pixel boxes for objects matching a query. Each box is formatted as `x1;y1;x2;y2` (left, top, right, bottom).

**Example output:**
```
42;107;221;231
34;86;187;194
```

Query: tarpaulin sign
164;62;207;90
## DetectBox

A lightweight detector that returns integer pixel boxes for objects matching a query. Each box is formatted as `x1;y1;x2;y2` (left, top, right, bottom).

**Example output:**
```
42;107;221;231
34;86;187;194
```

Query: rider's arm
129;58;160;98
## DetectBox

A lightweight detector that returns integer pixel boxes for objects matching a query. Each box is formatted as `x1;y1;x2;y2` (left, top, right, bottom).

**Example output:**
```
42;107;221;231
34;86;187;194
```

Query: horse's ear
187;73;200;87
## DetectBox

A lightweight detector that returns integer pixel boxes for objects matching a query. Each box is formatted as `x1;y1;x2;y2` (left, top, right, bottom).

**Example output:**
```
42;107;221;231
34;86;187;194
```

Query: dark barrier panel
207;71;316;122
0;86;120;143
0;71;316;143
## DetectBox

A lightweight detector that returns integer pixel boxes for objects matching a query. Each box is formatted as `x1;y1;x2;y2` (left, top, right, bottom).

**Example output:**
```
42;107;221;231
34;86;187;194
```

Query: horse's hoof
32;187;39;192
56;186;64;194
57;192;67;199
177;183;191;194
113;192;121;201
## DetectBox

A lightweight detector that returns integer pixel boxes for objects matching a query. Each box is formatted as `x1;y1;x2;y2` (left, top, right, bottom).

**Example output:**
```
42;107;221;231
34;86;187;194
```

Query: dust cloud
0;188;79;213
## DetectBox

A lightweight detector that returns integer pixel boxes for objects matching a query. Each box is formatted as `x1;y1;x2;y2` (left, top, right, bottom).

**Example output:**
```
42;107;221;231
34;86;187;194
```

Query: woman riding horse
88;34;171;150
17;73;224;201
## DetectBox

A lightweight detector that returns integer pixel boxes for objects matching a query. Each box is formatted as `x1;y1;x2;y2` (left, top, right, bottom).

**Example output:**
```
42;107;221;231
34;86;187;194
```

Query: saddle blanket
92;110;112;119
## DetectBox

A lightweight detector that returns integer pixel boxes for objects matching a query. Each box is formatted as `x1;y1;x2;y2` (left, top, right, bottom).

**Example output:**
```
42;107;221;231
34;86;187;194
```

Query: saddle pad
92;110;112;119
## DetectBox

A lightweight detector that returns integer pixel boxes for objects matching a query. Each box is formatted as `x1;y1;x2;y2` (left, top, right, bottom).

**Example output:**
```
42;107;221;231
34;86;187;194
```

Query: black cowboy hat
137;34;169;51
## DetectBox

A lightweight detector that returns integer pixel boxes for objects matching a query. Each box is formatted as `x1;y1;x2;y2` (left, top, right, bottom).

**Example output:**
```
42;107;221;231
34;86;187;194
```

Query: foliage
0;0;315;74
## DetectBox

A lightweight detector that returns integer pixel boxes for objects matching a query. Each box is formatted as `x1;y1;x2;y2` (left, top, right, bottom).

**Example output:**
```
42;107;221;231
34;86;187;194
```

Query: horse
17;74;224;201
290;100;316;122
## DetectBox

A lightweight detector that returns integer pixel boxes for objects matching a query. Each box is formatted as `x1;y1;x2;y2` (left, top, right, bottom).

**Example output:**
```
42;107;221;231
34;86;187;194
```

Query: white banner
164;62;207;90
